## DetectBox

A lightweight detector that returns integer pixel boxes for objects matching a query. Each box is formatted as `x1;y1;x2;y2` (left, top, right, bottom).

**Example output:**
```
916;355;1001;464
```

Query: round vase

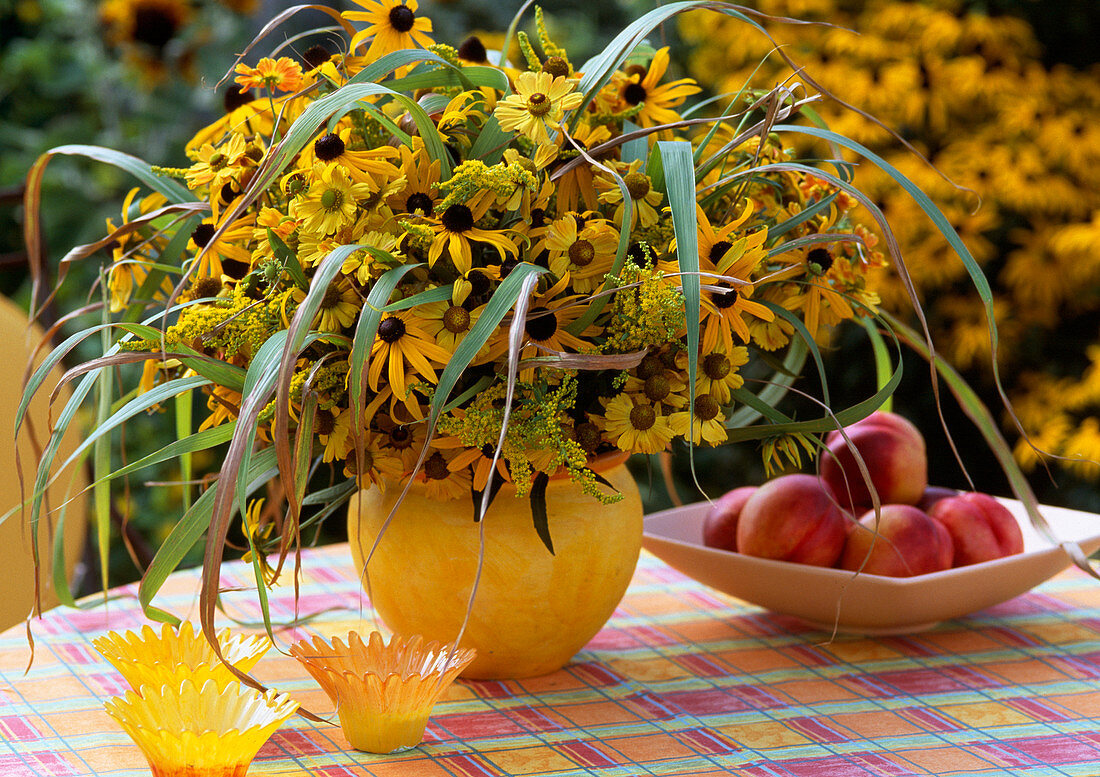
346;460;643;679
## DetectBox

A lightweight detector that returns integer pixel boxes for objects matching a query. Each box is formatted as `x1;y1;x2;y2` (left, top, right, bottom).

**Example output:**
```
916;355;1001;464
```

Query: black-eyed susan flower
613;47;701;130
100;0;191;52
299;128;403;188
188;212;257;281
367;311;452;400
495;71;584;146
662;204;774;354
186;134;249;192
417;299;498;363
426;202;518;276
292;276;360;333
343;431;406;489
386;140;442;217
344;0;434;63
413;449;471;501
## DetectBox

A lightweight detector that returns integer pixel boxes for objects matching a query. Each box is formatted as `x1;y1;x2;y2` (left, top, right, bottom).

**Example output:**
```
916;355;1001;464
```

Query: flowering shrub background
676;0;1100;511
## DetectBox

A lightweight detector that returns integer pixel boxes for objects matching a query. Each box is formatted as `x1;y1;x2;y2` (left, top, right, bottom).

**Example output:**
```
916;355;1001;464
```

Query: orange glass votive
289;630;475;753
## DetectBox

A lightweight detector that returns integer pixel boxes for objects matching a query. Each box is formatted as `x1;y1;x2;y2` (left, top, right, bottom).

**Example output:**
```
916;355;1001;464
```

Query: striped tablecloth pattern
4;544;1100;776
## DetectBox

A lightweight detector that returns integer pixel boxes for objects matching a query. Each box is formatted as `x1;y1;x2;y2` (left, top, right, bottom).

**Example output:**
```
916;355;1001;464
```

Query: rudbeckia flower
345;0;434;63
615;47;701;130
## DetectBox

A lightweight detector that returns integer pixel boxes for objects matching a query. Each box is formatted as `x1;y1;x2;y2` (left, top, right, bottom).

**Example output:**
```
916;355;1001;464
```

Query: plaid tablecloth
4;543;1100;776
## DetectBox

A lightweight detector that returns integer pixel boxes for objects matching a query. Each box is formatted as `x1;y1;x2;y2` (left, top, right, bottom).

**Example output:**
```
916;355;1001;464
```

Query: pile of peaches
703;412;1025;577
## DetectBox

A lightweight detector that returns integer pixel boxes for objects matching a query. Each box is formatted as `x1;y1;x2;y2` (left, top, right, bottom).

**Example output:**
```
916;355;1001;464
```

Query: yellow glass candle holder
289;631;475;754
93;622;270;690
103;677;298;777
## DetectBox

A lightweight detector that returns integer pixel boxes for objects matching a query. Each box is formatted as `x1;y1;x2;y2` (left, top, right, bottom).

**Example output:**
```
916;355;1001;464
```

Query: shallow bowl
642;495;1100;634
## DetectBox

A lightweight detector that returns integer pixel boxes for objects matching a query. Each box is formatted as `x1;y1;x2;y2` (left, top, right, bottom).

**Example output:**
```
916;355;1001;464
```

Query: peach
840;504;954;577
736;474;847;567
702;486;757;552
821;411;928;512
928;492;1024;566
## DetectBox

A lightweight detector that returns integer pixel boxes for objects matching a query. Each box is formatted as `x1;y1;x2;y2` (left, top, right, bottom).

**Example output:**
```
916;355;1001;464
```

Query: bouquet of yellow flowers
22;0;987;625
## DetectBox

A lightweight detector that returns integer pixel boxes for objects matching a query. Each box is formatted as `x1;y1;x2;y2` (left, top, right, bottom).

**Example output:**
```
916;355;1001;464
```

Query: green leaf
529;473;553;555
268;228;309;290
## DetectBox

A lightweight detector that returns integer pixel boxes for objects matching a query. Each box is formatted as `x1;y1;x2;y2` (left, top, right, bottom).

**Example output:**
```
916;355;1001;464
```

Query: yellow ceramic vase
346;460;643;679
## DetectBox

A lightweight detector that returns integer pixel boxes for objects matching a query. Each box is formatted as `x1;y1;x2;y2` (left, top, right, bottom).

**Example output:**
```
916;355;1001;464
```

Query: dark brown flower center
388;426;412;448
132;6;177;49
629;404;656;431
526;93;552;117
190;277;223;299
223;85;254;112
542;56;570;79
191;223;216;248
709;240;733;262
442;305;471;333
441;204;474;233
624;172;651;200
694;394;721;421
458;36;488;62
702;354;731;380
627;242;655;267
314;408;336;436
314;133;345;161
424;451;449;480
320;285;343;309
405;192;434;216
568;239;595;267
378;316;406;343
388;4;416;32
807;247;834;274
302;44;332;69
644;375;670;402
219;182;239;204
711;287;739;309
574;421;601;452
467;270;490;298
622;82;647;106
636;353;664;379
525;306;557;341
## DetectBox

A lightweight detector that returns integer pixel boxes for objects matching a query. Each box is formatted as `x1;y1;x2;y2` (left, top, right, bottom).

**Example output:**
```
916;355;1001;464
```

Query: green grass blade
659;141;699;447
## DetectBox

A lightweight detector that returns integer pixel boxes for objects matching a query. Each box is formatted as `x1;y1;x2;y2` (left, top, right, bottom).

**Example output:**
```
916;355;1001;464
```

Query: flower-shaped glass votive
103;677;298;777
93;622;271;690
289;631;475;753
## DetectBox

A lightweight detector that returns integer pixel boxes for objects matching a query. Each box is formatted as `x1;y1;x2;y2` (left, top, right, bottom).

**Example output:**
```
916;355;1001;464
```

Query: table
4;545;1100;777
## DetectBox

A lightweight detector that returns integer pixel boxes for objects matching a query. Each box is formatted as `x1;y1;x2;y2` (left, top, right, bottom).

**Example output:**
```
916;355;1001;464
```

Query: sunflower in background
98;0;259;87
